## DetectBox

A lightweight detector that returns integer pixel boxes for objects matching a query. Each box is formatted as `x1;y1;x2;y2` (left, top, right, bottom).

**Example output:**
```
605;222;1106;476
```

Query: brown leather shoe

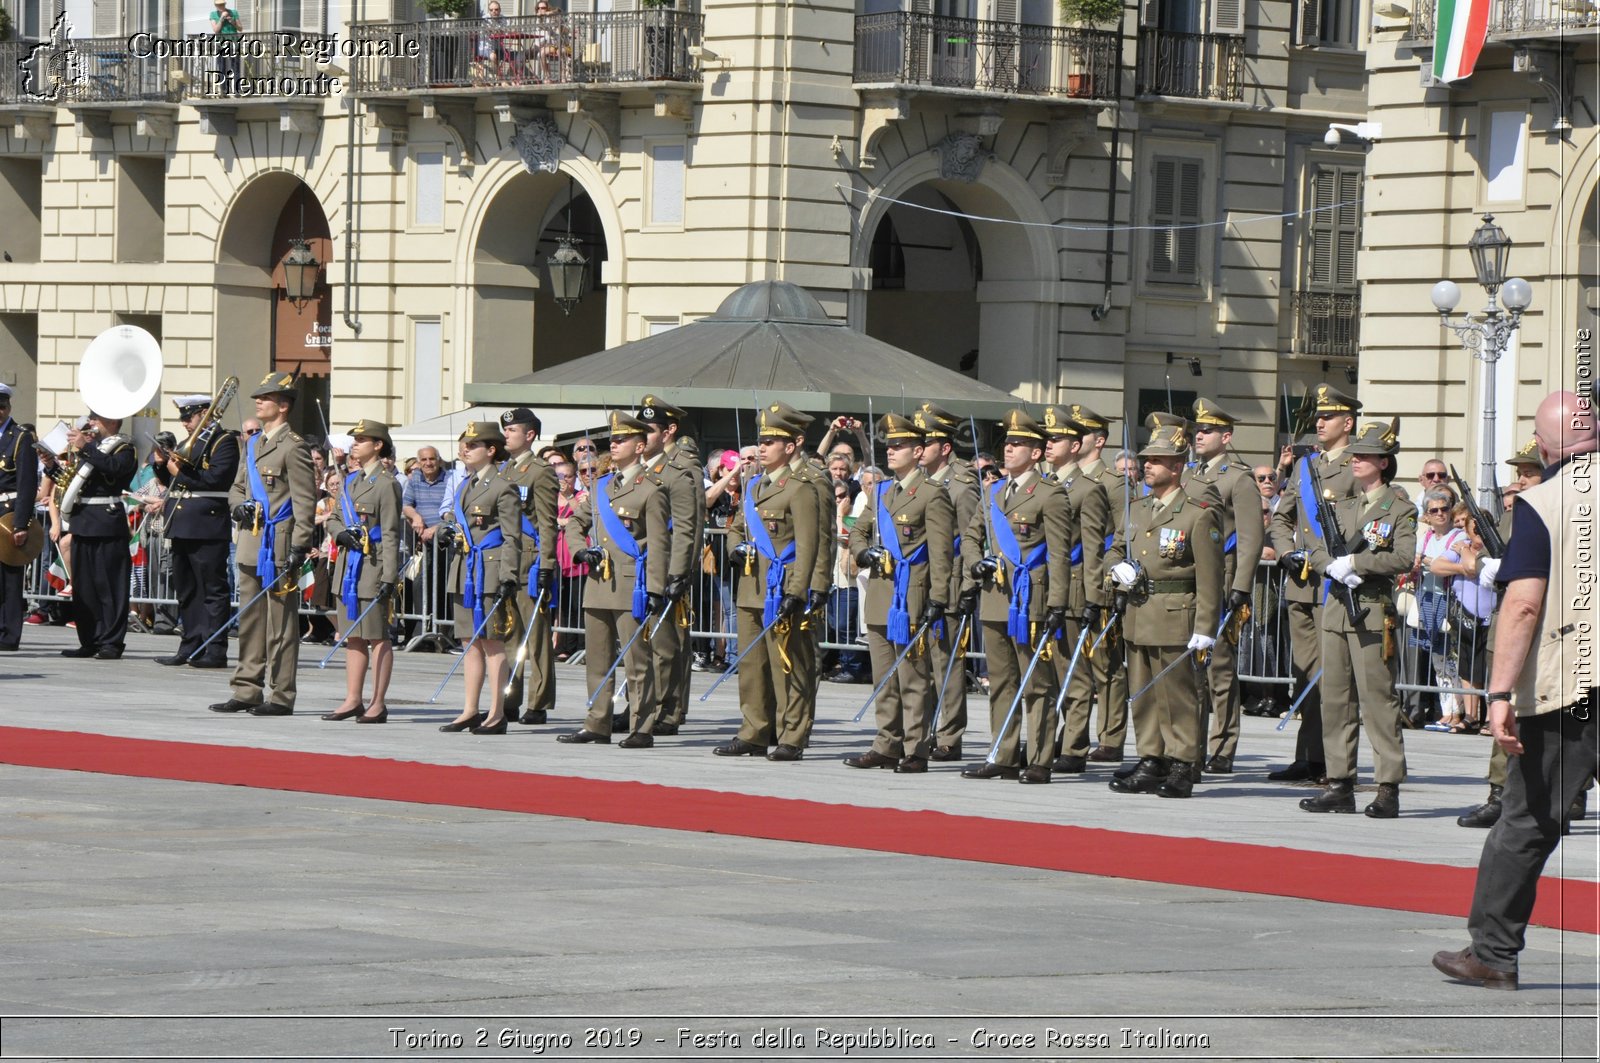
618;732;655;749
1431;947;1517;990
894;756;928;774
1018;766;1052;785
960;761;1020;780
844;750;899;769
1087;745;1124;763
928;743;963;761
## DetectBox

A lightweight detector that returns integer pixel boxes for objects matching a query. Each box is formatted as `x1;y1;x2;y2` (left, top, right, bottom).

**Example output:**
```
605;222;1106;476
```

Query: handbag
1395;588;1419;629
700;542;716;576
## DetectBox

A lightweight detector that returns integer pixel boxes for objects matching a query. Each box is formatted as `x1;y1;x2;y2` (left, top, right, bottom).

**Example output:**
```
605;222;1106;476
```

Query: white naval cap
0;382;11;399
172;393;211;409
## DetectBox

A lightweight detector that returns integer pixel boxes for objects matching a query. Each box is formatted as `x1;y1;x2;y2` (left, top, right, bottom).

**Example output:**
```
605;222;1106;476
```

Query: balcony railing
854;12;1118;98
61;36;181;104
172;32;338;99
1;39;43;104
1294;290;1360;358
1135;28;1244;101
349;10;703;93
1403;0;1599;42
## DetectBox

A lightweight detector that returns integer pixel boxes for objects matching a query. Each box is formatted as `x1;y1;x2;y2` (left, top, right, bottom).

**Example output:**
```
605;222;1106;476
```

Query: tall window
1148;155;1203;284
1298;0;1360;49
1305;163;1360;293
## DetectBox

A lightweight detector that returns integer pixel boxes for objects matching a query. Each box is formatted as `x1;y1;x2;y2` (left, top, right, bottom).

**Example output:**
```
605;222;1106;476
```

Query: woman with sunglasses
1414;485;1468;732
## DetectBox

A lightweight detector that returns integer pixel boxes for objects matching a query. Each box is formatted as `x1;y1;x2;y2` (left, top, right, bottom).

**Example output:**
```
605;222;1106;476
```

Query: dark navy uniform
62;430;138;657
155;423;240;666
0;411;39;650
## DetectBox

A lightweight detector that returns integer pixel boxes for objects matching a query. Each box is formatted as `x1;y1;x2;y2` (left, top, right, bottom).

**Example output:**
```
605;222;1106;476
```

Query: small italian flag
46;554;69;593
295;557;317;600
1433;0;1490;85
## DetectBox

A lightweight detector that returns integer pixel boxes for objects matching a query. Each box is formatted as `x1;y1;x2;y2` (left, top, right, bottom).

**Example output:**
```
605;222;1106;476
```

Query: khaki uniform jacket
794;457;835;598
1185;455;1265;596
847;469;957;622
643;447;704;580
327;461;404;595
1305;482;1417;635
447;467;522;594
1048;463;1111;611
229;422;316;567
960;468;1071;625
728;464;821;609
926;457;982;607
1082;454;1134;539
1109;490;1224;647
499;451;559;582
566;465;670;612
1269;446;1358;605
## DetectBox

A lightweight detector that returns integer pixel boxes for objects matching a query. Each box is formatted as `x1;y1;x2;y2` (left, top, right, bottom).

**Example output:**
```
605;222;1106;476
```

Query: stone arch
848;151;1061;401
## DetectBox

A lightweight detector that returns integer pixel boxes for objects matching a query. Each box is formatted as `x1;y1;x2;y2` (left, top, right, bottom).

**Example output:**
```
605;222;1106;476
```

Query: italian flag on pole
1433;0;1491;84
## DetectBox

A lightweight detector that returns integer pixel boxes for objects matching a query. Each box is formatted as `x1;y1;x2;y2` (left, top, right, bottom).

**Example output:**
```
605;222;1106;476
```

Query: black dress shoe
321;706;364;721
767;744;803;761
189;657;228;670
1364;782;1400;819
713;738;768;757
1018;766;1052;784
1204;754;1234;774
1299;778;1357;813
356;709;388;724
652;721;680;736
1109;757;1167;794
1157;762;1195;799
439;714;483;732
1457;789;1504;829
519;709;547;725
0;643;18;651
95;649;123;660
556;729;610;744
248;704;294;716
60;647;95;658
961;762;1020;780
471;718;507;735
928;743;963;761
844;750;899;769
208;698;259;713
619;732;655;749
1051;754;1087;774
1431;947;1518;990
895;756;927;774
1268;760;1325;782
611;711;629;732
155;654;188;666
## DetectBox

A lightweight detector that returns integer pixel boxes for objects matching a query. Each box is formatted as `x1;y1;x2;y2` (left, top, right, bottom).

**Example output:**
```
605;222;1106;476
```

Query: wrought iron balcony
349;10;703;93
1293;290;1361;359
1;39;43;104
1135;28;1244;101
1402;0;1599;42
170;32;338;100
853;12;1118;98
56;36;181;104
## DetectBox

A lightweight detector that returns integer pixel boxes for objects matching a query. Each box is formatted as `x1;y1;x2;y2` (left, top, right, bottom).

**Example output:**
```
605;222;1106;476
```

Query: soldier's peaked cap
1312;383;1362;414
1191;397;1238;427
1505;437;1540;468
999;408;1044;442
250;370;297;398
1039;406;1082;437
878;412;925;442
608;410;649;438
459;421;506;447
915;402;960;438
348;419;394;450
1137;423;1190;458
637;395;687;426
756;401;813;439
1346;416;1400;457
1067;404;1110;433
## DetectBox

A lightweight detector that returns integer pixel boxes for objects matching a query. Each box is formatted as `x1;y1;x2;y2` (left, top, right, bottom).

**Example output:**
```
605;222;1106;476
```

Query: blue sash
742;474;796;626
453;479;505;633
877;482;927;645
516;493;558;610
989;481;1048;644
246;433;294;586
338;472;382;621
1223;530;1238;555
1296;456;1329;603
595;472;648;621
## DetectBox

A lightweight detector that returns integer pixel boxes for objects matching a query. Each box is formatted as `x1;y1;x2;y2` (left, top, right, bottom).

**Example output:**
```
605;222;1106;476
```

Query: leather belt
175;490;230;499
1146;579;1197;594
78;496;122;505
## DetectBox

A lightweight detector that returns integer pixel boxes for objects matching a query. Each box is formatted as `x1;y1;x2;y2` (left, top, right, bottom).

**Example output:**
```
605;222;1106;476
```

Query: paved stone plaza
1;626;1596;1060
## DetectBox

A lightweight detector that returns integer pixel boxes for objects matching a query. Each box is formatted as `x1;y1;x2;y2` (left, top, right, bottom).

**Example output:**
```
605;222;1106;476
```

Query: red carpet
3;725;1594;934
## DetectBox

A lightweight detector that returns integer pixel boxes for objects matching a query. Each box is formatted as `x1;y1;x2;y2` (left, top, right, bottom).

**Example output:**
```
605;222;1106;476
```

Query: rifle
1450;464;1505;558
1307;460;1368;626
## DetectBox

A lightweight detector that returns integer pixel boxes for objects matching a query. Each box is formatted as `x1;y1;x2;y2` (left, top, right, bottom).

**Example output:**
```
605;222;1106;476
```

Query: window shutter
1307;164;1361;292
1296;0;1321;46
1149;156;1203;283
1307;168;1335;287
1209;0;1244;35
990;0;1020;22
1140;0;1160;27
1174;159;1201;278
93;0;119;35
1334;166;1361;290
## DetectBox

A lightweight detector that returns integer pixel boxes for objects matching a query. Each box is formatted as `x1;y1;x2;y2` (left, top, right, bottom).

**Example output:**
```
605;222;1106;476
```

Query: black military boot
1156;761;1195;799
1563;790;1589;835
1109;757;1167;794
1364;782;1401;819
1299;777;1356;813
1457;785;1503;829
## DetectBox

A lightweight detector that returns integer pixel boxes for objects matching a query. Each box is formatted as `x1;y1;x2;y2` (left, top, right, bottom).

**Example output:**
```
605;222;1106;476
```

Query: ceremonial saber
1276;667;1324;731
500;587;548;699
982;633;1052;765
1127;607;1234;706
1048;625;1092;727
698;613;785;702
647;598;676;639
585;612;654;710
852;622;932;723
318;589;392;668
427;589;510;704
186;578;277;662
929;613;969;734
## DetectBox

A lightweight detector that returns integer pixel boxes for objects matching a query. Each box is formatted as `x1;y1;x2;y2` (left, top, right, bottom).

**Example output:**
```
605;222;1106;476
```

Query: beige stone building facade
0;0;1386;463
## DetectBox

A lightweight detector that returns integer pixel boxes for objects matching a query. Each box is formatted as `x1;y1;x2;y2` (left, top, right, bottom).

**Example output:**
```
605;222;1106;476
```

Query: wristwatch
1485;691;1513;703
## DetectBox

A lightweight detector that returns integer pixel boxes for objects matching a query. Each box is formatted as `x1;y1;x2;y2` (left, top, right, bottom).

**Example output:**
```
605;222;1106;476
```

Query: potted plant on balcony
1059;0;1121;96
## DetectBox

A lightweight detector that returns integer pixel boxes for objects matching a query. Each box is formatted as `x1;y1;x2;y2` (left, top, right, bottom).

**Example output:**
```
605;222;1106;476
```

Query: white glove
1326;555;1355;584
1187;633;1216;653
1339;571;1364;589
1478;557;1502;589
1111;561;1140;588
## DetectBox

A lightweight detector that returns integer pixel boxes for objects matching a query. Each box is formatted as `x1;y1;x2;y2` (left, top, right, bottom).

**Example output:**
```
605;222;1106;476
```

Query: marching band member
154;393;240;669
52;411;137;660
321;420;403;724
437;421;521;734
0;383;38;652
210;371;316;715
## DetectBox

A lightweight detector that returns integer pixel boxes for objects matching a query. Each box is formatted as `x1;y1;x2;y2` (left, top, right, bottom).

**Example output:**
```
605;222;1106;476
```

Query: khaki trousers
1127;643;1204;763
733;606;810;748
1087;617;1129;750
582;606;655;737
928;617;969;748
1286;599;1326;766
981;621;1057;768
505;588;556;716
231;564;301;709
1205;632;1241;759
865;625;934;759
1056;617;1096;758
1319;618;1407;785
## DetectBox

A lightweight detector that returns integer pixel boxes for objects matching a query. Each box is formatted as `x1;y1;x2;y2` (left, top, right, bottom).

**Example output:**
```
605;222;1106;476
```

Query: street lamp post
1429;214;1534;508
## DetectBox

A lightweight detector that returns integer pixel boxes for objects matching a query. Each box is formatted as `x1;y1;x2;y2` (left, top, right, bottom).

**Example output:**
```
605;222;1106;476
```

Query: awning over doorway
463;281;1022;420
